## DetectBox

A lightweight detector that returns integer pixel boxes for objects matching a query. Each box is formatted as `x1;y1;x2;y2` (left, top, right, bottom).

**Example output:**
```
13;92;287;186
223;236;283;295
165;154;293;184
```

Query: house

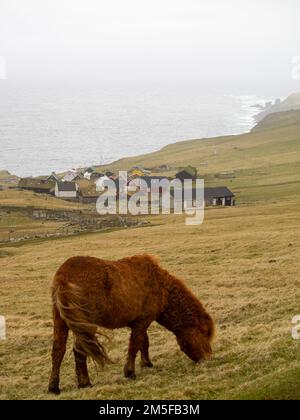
18;178;55;195
55;181;78;200
105;171;114;178
90;172;104;181
95;175;112;192
85;166;96;174
78;184;101;204
175;166;198;182
83;166;97;180
170;186;235;209
46;172;60;183
204;187;235;206
62;171;83;183
128;166;151;177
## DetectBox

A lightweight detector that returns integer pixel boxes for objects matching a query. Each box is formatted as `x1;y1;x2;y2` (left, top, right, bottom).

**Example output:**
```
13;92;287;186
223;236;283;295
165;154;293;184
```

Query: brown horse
48;254;214;394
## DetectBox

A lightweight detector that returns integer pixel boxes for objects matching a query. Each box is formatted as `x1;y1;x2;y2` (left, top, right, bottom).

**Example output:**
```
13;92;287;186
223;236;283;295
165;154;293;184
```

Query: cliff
255;92;300;122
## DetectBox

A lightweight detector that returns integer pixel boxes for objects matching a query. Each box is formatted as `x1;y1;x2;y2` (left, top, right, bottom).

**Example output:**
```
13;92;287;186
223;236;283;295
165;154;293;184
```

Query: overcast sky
0;0;300;94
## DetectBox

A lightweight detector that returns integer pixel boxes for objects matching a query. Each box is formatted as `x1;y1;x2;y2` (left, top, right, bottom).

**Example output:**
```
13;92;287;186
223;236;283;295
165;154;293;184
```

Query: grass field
1;201;300;400
0;191;92;243
1;110;300;400
0;190;87;210
0;210;65;243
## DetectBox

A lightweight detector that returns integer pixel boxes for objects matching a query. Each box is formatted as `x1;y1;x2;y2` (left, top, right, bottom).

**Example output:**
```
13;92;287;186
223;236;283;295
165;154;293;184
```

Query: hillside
99;110;300;204
255;93;300;122
0;170;19;188
252;109;300;132
1;200;300;400
0;190;87;210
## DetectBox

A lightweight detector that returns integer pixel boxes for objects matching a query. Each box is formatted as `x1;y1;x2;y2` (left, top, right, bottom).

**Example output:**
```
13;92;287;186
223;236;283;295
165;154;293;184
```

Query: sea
0;83;269;177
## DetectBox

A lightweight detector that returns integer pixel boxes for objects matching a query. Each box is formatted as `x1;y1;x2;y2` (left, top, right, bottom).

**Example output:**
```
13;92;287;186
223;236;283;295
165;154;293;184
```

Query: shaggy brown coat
48;254;214;394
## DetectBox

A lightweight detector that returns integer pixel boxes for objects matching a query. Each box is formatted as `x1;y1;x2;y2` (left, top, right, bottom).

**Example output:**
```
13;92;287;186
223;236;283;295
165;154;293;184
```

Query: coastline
0;92;268;178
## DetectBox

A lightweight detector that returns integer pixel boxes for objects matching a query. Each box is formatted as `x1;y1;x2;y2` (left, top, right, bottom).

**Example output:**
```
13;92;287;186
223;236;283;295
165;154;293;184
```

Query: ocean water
0;83;268;177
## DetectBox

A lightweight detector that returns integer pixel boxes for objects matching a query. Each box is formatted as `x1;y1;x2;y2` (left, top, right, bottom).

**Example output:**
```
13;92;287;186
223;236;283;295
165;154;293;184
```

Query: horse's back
53;255;160;290
52;255;166;328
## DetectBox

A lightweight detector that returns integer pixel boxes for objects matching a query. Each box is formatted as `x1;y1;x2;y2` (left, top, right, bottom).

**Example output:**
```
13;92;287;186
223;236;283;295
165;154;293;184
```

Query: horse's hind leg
48;306;69;395
140;331;153;369
73;340;92;389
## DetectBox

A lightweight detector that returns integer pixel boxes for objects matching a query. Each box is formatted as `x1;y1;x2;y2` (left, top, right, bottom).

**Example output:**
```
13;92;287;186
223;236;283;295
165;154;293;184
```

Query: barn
204;187;235;206
170;186;235;209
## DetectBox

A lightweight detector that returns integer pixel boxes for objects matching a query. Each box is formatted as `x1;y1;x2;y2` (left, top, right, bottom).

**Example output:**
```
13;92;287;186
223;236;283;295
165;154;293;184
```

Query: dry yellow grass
0;208;69;243
0;190;87;210
1;201;300;400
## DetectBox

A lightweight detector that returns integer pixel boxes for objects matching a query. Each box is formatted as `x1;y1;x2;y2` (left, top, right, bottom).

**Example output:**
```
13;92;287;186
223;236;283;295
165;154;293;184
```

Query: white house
84;171;92;180
55;181;78;199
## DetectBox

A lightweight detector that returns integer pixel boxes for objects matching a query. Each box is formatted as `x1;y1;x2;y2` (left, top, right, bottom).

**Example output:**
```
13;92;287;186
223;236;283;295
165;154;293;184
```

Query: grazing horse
48;255;214;394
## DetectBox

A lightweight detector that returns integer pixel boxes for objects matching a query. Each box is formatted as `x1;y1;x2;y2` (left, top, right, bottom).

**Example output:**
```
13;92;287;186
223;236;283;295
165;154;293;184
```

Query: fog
1;0;300;95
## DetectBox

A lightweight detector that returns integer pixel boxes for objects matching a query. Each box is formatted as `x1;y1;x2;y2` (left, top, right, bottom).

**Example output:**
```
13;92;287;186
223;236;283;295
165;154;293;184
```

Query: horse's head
176;314;214;363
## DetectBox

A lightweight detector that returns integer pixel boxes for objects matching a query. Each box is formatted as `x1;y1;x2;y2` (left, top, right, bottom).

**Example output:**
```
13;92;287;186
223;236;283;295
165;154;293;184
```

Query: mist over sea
0;83;268;177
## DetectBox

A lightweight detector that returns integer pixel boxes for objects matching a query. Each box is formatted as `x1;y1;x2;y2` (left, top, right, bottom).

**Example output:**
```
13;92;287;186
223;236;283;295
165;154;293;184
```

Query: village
16;165;236;209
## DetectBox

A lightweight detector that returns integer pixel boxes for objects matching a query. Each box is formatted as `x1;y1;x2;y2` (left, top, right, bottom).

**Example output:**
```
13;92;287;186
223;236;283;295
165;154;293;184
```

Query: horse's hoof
48;386;61;395
78;382;93;389
141;362;154;369
124;371;136;380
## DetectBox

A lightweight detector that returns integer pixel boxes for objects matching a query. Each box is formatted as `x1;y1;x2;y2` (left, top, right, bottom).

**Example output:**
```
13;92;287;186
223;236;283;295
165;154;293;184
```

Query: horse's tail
52;280;111;367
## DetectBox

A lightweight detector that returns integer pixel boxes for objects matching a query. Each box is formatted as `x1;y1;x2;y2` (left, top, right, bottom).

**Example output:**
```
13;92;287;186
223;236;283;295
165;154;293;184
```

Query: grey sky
0;0;300;94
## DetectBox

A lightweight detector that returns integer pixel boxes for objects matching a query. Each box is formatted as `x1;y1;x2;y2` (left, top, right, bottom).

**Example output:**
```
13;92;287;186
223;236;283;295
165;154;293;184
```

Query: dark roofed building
171;186;235;208
55;181;78;200
77;180;101;204
18;178;55;195
79;186;101;204
47;172;60;182
175;166;198;182
204;187;235;206
85;166;97;174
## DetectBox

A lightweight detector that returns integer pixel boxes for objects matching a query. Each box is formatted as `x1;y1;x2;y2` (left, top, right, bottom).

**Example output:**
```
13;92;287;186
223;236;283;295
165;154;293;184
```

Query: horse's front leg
140;331;153;369
124;326;147;379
